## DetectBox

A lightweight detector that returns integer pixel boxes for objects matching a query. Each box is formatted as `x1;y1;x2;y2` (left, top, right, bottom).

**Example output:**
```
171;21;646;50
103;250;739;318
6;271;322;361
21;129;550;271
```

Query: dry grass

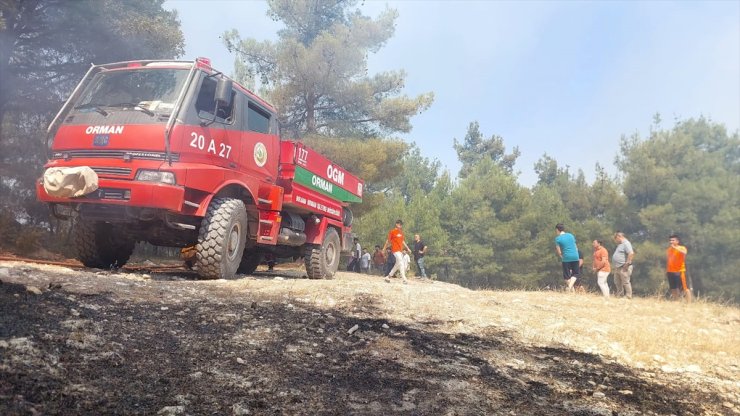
228;271;740;380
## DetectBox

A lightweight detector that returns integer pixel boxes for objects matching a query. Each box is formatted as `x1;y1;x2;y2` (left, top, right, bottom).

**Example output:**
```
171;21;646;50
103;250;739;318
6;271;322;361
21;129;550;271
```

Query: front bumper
37;177;186;213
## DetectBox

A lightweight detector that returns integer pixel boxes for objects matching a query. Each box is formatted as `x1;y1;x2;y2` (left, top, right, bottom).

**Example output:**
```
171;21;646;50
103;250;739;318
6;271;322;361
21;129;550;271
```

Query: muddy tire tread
304;227;339;280
74;221;134;269
195;198;247;280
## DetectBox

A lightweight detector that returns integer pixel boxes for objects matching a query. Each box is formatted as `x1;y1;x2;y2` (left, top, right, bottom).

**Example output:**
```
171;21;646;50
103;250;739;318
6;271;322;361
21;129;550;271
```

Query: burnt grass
0;275;730;416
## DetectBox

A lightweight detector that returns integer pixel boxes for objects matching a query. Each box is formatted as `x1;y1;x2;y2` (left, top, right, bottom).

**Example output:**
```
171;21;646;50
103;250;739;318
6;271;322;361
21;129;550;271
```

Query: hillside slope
1;259;738;415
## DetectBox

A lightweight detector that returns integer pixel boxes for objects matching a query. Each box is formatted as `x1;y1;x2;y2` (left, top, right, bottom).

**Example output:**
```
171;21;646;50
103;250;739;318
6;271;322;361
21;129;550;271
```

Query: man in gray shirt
612;232;635;298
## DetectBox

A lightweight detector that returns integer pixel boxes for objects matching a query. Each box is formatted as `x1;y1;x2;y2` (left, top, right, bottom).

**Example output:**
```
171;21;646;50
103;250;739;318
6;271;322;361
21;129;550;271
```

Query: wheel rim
227;223;241;261
325;241;336;266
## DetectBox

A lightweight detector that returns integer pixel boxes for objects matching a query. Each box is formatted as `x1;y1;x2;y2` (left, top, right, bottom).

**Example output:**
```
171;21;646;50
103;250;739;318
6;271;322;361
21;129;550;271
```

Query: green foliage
589;164;628;223
632;240;671;296
223;0;433;138
617;117;740;300
534;154;608;222
384;144;442;197
441;159;532;288
453;121;520;178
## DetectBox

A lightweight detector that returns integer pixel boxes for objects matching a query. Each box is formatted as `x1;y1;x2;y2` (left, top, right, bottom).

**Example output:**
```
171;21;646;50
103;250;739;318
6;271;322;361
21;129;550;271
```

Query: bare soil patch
1;259;738;415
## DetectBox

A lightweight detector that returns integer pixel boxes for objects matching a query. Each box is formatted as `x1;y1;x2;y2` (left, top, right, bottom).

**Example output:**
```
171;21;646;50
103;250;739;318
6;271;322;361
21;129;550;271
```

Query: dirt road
1;260;737;415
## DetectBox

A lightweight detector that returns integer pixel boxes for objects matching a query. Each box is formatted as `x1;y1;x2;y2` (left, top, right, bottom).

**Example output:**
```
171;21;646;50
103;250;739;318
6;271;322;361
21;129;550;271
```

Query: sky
166;0;740;187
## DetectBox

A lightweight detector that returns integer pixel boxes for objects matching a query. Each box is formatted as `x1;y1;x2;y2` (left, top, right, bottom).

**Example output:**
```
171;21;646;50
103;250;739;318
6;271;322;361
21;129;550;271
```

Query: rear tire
195;198;248;279
304;227;340;279
74;220;135;269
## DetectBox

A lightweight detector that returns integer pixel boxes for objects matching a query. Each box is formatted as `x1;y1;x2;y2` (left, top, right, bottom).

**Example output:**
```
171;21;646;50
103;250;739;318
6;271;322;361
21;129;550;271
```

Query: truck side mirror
215;78;233;107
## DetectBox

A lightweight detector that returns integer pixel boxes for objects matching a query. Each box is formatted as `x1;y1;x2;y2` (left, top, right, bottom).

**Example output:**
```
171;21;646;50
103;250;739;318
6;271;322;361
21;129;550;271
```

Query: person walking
592;239;611;297
413;234;428;278
383;219;412;284
666;234;692;303
612;232;634;298
372;245;386;275
554;223;580;292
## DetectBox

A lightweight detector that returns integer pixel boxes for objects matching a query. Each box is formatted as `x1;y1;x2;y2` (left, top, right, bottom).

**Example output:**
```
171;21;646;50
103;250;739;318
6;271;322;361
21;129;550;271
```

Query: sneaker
384;276;391;283
403;279;408;285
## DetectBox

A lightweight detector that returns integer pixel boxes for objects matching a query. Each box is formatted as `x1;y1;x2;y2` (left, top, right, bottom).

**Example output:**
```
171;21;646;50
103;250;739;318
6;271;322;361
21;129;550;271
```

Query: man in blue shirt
554;223;580;292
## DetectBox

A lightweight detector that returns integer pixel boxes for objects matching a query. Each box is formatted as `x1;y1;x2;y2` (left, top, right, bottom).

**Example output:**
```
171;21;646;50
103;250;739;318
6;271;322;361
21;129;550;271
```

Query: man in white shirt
360;249;371;274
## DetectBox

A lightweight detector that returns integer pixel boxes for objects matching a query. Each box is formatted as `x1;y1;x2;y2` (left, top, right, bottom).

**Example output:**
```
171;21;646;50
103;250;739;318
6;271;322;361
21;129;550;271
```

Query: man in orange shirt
382;219;412;284
667;234;692;303
592;239;611;297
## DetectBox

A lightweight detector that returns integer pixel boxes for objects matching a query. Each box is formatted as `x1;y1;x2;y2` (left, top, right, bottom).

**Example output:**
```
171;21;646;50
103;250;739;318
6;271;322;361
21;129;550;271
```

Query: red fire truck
36;58;363;279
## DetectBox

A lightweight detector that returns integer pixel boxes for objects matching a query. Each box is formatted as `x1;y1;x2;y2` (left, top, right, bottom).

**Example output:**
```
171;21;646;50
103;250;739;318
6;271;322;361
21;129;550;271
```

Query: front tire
195;198;248;279
304;227;341;279
74;220;135;269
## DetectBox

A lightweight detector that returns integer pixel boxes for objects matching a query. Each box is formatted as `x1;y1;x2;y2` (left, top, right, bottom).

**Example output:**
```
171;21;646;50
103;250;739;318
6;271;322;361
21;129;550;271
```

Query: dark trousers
561;261;580;280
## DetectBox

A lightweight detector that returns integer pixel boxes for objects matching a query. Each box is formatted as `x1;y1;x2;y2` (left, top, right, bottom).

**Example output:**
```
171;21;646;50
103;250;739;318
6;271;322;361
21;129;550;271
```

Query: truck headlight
135;170;176;185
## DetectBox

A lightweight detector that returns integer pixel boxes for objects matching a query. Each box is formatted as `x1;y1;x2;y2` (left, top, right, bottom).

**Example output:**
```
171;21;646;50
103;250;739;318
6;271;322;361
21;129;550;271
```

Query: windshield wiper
107;102;156;117
73;103;109;116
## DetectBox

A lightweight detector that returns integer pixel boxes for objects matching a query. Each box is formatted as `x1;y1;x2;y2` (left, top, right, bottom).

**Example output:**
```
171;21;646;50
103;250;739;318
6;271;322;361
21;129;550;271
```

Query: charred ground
0;260;738;415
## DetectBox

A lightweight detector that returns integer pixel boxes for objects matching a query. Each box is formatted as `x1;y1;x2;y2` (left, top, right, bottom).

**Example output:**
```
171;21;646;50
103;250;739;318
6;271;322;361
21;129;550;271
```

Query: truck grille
90;167;132;176
82;188;130;201
52;150;179;162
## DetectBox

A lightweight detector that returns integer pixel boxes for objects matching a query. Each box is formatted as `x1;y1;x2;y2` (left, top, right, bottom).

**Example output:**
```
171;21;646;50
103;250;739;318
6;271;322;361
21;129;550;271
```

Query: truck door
238;98;279;181
179;73;241;171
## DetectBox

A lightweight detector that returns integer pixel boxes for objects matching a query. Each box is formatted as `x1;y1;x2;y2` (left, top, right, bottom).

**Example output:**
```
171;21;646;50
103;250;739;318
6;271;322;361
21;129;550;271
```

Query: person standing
413;234;428;279
360;248;371;274
666;234;692;303
402;249;411;274
592;239;611;297
383;219;412;284
347;237;362;272
554;223;580;292
372;245;386;275
612;232;634;299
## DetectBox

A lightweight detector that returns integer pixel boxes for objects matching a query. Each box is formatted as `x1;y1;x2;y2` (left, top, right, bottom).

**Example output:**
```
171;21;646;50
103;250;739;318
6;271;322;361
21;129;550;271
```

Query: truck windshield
74;68;189;116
